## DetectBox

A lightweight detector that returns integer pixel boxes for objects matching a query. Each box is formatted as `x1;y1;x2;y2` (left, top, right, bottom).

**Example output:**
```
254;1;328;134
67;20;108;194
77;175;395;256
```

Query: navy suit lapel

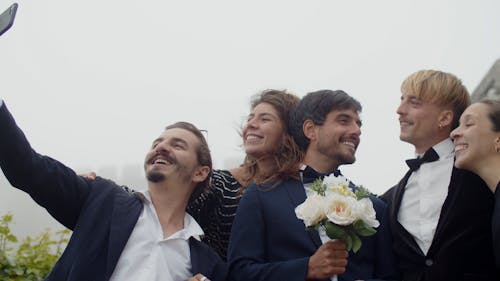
190;238;213;275
190;237;227;280
284;179;323;248
105;192;143;279
190;238;206;275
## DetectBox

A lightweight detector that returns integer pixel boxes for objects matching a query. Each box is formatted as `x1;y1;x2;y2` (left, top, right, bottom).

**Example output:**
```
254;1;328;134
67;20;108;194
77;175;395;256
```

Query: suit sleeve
0;103;91;230
227;185;310;281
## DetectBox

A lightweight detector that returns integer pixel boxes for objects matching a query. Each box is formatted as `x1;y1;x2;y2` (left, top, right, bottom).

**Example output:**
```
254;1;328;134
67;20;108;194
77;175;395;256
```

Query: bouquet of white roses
295;174;379;253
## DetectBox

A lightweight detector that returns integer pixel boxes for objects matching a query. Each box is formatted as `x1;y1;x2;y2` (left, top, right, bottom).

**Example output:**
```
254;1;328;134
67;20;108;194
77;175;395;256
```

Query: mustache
148;151;177;165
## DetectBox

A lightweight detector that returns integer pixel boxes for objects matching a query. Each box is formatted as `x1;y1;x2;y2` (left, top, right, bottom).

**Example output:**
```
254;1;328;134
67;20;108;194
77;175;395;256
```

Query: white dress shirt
109;190;204;281
398;139;455;255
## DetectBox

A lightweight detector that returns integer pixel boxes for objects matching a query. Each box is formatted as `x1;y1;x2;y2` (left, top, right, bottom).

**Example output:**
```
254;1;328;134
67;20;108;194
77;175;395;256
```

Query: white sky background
1;0;500;237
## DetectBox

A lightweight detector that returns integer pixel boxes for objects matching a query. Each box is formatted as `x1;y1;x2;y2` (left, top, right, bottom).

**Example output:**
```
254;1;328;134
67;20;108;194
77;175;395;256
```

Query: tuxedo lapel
390;171;410;219
391;171;424;256
105;192;143;279
284;179;322;248
427;168;462;255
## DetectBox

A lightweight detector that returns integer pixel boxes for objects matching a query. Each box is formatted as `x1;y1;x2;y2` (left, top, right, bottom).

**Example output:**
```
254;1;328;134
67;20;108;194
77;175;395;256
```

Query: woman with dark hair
450;99;500;268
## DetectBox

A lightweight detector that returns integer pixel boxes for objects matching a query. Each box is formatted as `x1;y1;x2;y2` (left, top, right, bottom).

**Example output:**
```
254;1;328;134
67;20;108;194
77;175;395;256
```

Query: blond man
381;70;499;281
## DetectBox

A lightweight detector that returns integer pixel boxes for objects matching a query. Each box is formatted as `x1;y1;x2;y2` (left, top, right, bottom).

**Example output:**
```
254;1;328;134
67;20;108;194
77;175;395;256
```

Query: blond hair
401;70;471;128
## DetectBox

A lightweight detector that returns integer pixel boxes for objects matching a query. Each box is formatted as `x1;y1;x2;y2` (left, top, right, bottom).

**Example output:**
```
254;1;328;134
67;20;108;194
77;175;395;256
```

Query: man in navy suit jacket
228;90;399;281
0;99;226;281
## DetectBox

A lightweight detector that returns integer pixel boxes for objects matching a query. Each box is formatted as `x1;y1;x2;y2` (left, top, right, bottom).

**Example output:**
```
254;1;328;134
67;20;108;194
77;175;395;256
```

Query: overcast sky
1;0;500;237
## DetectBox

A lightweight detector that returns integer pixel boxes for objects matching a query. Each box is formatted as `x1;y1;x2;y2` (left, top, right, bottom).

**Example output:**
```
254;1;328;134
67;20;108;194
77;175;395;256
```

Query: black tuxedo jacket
493;183;500;269
0;103;227;281
381;168;499;281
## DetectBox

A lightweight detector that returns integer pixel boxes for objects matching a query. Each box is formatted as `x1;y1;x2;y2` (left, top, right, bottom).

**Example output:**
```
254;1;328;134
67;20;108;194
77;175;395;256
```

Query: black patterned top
187;169;243;260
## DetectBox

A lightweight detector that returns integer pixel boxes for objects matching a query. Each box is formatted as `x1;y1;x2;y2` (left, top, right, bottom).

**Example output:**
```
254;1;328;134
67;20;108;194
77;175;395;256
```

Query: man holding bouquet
228;90;399;281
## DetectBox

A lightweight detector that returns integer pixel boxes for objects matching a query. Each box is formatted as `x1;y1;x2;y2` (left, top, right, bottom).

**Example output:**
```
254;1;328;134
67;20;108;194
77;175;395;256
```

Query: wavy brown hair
239;89;303;188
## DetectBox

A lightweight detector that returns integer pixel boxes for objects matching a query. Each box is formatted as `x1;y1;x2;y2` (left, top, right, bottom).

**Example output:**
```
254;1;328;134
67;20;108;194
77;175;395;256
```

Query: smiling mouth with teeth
342;141;356;148
150;153;175;165
153;159;169;165
399;120;412;126
245;134;262;141
454;144;468;152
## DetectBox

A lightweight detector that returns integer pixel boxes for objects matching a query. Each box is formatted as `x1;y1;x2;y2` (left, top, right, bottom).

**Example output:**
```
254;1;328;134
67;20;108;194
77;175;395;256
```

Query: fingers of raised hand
190;273;210;281
79;171;97;180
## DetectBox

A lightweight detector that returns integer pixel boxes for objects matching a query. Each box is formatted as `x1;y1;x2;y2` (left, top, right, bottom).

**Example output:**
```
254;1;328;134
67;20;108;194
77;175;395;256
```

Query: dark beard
317;144;356;166
146;171;165;183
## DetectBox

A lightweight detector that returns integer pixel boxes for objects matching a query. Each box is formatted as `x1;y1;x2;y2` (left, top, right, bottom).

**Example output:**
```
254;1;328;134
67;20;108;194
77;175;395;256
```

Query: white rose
323;174;350;188
323;193;358;226
295;194;326;227
356;198;380;228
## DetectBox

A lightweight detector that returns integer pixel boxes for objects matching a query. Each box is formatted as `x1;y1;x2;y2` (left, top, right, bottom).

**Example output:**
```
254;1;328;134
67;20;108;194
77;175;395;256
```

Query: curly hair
239;89;303;187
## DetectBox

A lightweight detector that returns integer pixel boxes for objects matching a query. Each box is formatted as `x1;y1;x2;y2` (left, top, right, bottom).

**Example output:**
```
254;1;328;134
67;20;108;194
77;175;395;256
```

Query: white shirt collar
136;189;204;241
415;138;455;159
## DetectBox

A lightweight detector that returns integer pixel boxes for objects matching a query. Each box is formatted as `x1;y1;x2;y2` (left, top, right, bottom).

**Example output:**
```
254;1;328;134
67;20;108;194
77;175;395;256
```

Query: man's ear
438;109;453;128
303;119;316;142
193;166;210;184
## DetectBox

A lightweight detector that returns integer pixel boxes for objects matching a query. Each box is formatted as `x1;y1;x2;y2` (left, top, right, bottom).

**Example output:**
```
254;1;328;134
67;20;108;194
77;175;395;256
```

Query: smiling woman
186;90;302;259
168;89;302;260
450;99;500;268
451;100;500;191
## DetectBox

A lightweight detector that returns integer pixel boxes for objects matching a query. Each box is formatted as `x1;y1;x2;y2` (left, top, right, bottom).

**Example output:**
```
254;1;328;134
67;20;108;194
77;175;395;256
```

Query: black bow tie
406;148;439;172
301;166;341;184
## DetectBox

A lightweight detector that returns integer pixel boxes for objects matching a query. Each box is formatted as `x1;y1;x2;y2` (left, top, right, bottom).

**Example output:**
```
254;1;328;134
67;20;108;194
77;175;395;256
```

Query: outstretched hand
307;239;348;280
79;171;96;180
188;273;210;281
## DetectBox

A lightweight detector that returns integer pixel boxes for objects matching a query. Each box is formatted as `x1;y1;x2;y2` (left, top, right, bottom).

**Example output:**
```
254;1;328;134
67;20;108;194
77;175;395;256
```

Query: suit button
425;259;433;266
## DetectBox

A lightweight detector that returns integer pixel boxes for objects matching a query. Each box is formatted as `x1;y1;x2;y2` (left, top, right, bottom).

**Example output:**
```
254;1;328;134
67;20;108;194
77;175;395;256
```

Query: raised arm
0;101;91;229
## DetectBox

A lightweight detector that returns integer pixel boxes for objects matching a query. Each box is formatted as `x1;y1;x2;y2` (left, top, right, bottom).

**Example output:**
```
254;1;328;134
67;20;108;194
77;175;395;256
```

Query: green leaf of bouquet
354;185;372;199
324;221;347;239
310;178;327;196
359;226;377;237
354;220;377;237
343;234;353;252
351;233;362;253
306;225;319;231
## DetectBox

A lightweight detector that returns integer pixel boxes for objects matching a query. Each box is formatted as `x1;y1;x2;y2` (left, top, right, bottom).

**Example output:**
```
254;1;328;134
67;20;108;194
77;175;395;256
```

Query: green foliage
354;185;372;199
0;213;70;281
323;221;367;253
309;178;327;196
